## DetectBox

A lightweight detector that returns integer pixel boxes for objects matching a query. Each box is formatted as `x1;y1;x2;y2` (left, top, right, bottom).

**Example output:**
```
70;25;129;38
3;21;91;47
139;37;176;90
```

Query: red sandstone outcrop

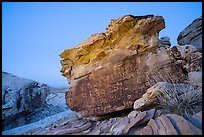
59;15;188;117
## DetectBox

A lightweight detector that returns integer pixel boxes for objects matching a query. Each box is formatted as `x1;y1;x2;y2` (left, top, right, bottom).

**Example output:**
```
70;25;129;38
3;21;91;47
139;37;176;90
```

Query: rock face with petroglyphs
59;15;188;117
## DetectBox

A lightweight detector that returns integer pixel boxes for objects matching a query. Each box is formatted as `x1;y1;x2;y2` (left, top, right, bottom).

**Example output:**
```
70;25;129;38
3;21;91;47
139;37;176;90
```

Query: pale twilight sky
2;2;202;88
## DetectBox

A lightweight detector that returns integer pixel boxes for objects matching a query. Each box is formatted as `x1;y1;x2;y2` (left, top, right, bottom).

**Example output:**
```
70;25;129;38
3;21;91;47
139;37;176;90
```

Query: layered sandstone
177;16;202;52
59;15;187;117
3;109;202;135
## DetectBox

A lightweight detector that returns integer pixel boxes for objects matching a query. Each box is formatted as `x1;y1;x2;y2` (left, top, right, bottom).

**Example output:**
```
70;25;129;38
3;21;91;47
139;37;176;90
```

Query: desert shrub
155;84;202;117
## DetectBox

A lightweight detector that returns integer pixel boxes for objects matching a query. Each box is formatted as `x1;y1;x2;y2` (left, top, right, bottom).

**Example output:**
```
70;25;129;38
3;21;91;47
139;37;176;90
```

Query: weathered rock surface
177;16;202;52
2;72;50;131
2;72;69;131
187;71;202;88
4;108;201;135
2;110;79;135
59;15;188;117
166;113;202;135
159;36;171;48
46;88;68;111
171;45;202;73
140;111;202;135
127;110;141;118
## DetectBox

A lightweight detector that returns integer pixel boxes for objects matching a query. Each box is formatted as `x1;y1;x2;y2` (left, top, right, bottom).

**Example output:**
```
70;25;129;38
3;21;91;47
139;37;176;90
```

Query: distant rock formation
159;36;171;48
59;15;189;117
2;71;71;131
2;72;50;130
177;16;202;52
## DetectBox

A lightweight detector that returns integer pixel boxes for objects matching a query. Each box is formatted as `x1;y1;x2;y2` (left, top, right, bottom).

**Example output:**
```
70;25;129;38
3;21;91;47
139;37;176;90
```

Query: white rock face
46;89;68;111
2;72;50;131
177;16;202;52
2;110;79;135
2;72;70;131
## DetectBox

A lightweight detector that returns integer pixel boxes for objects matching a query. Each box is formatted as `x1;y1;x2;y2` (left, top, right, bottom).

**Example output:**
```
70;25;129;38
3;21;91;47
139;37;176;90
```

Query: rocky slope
59;15;188;117
4;110;202;135
177;16;202;52
3;82;202;135
2;72;69;131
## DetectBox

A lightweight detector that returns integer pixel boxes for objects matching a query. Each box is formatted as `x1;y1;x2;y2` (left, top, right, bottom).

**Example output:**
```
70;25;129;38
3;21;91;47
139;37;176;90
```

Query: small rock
159;36;171;48
157;114;178;135
123;111;146;134
109;117;129;135
127;110;140;118
136;109;156;125
147;119;159;135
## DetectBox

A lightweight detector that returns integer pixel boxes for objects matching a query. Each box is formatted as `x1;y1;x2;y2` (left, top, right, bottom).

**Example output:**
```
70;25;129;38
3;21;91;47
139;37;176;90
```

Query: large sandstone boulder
2;72;50;131
177;16;202;52
59;15;188;117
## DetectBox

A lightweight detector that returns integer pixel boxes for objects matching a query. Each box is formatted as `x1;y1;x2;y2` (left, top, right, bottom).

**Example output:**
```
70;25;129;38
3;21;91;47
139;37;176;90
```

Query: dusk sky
2;2;202;88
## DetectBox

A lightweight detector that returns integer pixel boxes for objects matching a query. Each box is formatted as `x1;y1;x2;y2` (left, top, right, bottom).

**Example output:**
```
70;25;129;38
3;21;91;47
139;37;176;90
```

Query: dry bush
155;84;202;117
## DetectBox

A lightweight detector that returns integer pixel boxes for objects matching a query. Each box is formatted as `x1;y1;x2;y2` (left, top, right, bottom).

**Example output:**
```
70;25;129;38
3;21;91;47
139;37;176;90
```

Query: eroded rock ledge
177;16;202;52
59;15;188;117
